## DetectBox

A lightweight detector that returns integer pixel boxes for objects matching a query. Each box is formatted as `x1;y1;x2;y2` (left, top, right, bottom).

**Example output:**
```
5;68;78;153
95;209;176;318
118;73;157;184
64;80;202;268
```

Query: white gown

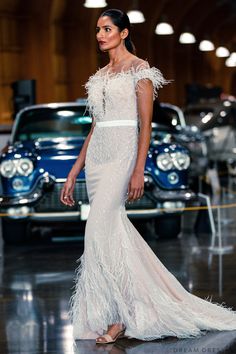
70;62;236;341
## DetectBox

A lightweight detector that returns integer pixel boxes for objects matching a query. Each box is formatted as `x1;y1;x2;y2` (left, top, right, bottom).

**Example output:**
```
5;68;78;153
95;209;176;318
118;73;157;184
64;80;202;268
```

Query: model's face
96;16;126;51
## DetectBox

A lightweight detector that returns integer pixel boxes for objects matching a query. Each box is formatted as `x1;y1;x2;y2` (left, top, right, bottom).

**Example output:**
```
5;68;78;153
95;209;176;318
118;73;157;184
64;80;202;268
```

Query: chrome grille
35;181;156;212
126;195;155;209
35;181;88;212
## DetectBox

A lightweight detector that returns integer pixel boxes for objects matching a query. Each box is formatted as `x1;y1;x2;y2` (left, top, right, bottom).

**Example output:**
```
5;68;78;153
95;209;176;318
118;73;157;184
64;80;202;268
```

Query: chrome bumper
27;207;180;221
4;207;183;221
151;189;196;202
0;175;53;207
0;199;195;222
0;174;196;220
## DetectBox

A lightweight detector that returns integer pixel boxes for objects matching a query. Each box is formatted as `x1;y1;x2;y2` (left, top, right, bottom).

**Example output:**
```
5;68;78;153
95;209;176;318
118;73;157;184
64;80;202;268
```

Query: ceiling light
84;0;107;8
127;10;145;23
179;32;196;44
230;52;236;61
199;40;215;51
216;46;230;57
155;22;174;35
225;58;236;67
225;54;236;67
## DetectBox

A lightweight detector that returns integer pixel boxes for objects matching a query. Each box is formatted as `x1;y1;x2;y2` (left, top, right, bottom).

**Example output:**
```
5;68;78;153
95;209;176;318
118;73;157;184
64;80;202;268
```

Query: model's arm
60;119;96;206
127;79;153;202
68;120;95;179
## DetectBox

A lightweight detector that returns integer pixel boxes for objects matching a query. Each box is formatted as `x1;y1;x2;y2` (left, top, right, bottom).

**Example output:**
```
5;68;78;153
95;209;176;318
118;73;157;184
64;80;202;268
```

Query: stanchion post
221;187;234;225
209;205;234;254
198;192;216;238
192;192;216;255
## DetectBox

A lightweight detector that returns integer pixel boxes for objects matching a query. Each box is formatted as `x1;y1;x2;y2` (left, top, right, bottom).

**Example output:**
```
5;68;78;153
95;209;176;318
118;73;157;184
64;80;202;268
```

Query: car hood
7;137;85;157
0;138;86;181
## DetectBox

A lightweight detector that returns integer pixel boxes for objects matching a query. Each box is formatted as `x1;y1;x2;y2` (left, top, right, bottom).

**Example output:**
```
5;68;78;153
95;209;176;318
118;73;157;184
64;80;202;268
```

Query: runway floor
1;196;236;353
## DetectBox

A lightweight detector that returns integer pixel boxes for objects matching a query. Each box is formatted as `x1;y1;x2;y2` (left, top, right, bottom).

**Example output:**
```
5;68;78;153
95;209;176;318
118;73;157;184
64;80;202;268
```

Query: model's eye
95;27;100;34
105;27;111;32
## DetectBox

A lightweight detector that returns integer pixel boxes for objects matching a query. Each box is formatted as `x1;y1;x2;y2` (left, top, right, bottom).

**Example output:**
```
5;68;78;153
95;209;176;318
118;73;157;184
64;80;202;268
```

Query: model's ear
120;28;129;40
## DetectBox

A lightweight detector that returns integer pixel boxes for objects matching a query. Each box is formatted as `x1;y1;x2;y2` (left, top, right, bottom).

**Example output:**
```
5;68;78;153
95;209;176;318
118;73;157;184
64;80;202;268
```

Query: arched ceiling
0;0;235;51
0;0;235;116
114;0;236;52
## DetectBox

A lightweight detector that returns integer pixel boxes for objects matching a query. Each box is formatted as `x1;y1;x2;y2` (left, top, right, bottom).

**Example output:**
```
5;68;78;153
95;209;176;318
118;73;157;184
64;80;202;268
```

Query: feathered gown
70;62;236;341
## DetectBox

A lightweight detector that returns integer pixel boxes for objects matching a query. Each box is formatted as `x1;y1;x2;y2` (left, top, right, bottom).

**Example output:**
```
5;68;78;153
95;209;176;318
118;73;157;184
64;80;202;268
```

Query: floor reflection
1;216;236;353
6;289;41;352
3;275;75;353
74;331;236;354
1;244;76;353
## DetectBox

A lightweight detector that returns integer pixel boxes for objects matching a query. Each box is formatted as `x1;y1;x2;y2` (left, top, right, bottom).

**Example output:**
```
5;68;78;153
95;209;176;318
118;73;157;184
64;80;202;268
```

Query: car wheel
1;218;29;245
155;214;182;239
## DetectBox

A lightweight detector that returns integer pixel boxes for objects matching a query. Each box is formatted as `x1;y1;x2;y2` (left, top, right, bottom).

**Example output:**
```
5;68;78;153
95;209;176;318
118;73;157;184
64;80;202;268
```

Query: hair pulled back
100;9;136;54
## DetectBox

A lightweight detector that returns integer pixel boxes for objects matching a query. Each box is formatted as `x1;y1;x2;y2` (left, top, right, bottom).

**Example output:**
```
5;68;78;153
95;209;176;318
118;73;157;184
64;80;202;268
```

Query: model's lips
98;41;106;45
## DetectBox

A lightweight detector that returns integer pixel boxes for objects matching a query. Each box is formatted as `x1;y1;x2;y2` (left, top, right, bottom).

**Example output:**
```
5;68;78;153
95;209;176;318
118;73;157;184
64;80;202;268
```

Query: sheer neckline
97;65;150;80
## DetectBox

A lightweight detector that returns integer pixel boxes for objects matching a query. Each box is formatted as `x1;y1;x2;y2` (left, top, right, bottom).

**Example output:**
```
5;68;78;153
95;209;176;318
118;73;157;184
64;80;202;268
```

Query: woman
61;9;236;344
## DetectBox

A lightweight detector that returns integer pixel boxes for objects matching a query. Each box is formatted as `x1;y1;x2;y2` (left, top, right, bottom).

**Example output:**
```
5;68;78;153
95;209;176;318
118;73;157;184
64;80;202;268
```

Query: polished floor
1;192;236;353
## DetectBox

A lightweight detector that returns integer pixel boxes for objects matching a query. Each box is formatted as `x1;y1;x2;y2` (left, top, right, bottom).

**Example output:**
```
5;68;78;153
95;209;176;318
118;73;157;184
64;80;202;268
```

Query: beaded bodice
85;62;168;166
85;63;168;124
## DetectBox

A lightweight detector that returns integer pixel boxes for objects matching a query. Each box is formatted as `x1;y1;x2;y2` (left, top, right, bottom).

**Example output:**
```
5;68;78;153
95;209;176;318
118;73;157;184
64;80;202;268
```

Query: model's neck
108;46;129;66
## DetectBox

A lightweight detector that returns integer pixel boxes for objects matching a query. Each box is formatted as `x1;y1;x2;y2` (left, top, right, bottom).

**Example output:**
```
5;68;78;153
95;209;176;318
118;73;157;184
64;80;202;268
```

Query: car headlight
172;152;190;170
17;158;34;176
0;158;34;178
156;152;190;171
156;153;174;171
0;160;16;178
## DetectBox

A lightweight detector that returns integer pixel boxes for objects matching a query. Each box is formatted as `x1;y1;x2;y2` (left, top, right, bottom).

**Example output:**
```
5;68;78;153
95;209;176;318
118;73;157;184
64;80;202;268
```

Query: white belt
96;120;138;127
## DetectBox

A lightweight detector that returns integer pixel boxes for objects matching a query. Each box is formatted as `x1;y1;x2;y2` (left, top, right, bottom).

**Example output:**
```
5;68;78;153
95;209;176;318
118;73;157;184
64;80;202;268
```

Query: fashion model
61;8;236;344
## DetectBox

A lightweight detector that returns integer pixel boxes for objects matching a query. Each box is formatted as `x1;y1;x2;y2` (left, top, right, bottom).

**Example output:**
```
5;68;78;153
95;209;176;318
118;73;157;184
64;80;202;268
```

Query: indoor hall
0;0;236;353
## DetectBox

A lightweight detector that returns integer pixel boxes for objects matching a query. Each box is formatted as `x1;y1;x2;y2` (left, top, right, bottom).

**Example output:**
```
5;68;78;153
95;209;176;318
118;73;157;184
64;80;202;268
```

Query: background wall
0;0;235;124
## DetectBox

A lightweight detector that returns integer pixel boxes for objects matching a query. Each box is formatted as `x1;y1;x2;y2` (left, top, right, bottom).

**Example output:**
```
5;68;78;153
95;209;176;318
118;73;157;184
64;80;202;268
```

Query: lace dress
70;62;236;341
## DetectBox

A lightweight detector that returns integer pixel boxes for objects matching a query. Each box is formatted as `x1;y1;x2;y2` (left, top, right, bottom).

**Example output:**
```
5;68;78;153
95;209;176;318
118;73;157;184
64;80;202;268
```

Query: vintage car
153;101;208;183
0;102;195;244
184;99;236;164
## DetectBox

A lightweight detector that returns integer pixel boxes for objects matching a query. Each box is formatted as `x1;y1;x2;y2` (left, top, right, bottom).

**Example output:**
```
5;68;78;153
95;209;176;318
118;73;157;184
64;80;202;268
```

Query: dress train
70;156;236;341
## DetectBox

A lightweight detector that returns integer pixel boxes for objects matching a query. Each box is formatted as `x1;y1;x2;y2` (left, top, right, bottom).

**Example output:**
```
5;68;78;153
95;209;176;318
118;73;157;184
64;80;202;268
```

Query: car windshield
152;102;181;130
13;106;92;142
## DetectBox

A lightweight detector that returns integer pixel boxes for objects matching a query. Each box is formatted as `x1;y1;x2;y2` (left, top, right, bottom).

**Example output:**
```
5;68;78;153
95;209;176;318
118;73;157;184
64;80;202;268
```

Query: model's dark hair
100;9;136;54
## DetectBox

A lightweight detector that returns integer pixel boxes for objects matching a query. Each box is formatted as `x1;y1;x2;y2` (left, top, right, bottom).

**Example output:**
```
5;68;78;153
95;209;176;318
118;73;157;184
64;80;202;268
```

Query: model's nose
97;34;104;41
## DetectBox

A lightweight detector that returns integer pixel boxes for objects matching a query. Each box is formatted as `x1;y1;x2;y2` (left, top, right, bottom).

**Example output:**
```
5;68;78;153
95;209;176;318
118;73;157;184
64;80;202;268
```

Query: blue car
0;102;195;244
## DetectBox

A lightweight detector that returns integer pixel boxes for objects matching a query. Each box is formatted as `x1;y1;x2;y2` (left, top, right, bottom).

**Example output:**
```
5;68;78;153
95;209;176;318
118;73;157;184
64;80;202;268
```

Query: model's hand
60;176;76;207
127;170;144;202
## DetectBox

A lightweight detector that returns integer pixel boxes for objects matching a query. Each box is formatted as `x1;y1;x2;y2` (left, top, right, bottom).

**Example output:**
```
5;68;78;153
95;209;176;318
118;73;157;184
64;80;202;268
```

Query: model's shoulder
130;57;150;71
85;66;107;85
98;65;107;72
95;65;111;76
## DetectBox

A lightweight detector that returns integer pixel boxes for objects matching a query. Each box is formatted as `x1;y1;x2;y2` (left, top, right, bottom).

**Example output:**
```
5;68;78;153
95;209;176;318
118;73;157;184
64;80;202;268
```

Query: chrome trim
0;190;42;207
0;174;55;206
127;208;182;218
0;185;195;209
30;211;81;220
127;209;163;218
55;178;85;183
26;208;180;221
153;189;195;202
